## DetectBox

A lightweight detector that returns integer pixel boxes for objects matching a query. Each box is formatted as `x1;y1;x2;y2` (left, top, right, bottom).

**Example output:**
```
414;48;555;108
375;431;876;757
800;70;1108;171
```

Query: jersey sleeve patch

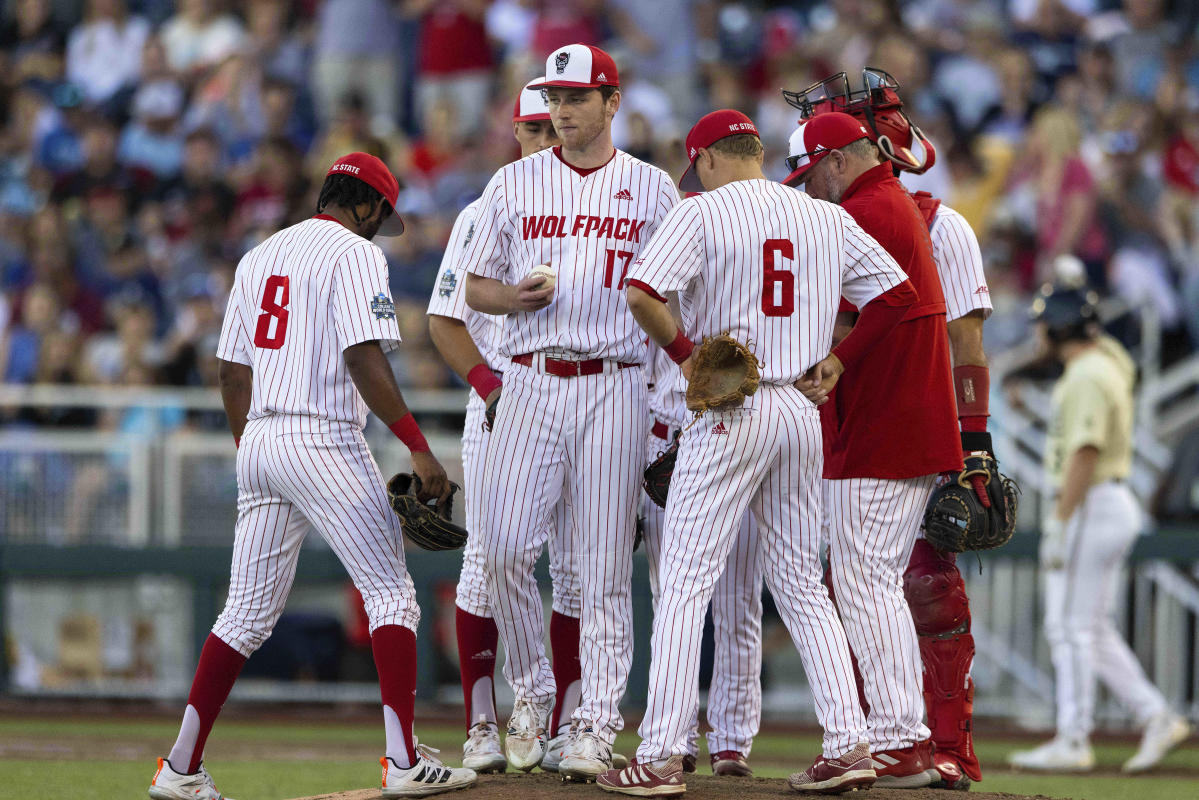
371;293;397;320
437;269;458;298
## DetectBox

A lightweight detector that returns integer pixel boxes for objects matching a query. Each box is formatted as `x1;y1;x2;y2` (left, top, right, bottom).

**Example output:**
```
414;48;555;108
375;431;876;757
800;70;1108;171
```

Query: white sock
383;705;413;769
166;705;201;773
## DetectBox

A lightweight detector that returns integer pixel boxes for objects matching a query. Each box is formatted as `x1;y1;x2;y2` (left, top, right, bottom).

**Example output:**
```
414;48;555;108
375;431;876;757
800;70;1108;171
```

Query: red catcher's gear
904;539;981;783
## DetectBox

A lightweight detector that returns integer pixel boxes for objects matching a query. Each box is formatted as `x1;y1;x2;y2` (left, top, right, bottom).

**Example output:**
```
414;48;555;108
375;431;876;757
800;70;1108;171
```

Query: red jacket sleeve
832;280;917;367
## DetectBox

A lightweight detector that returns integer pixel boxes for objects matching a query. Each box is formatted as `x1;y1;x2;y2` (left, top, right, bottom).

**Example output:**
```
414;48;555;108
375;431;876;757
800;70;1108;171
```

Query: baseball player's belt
512;352;640;378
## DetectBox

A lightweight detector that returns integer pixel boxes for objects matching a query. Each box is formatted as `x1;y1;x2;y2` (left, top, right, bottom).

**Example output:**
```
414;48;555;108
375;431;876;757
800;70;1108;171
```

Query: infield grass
0;716;1196;800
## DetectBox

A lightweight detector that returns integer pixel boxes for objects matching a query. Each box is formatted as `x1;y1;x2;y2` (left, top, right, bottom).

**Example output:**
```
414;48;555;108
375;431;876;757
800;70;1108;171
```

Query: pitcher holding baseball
461;44;678;780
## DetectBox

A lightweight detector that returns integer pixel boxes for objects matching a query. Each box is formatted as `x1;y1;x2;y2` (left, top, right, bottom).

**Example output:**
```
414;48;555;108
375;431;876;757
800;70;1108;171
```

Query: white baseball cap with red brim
783;112;873;187
530;44;620;90
513;79;551;122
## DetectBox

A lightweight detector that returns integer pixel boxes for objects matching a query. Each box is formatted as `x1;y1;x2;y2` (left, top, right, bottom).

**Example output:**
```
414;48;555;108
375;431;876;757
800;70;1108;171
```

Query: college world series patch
437;270;458;298
371;293;396;320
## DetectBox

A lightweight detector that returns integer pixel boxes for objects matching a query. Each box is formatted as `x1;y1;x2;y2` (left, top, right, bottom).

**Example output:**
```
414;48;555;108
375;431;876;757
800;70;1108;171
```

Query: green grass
1;716;1196;800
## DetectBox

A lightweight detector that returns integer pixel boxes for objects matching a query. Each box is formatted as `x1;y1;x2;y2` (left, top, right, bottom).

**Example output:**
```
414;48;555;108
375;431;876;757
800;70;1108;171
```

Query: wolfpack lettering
522;214;646;242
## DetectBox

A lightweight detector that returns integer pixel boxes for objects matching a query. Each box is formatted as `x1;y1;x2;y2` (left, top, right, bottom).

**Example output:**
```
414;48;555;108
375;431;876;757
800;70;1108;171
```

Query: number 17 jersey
626;179;909;384
216;216;402;431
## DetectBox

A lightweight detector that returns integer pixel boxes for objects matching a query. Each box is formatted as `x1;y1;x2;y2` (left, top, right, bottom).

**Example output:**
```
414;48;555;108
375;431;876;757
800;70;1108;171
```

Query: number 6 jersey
216;215;402;430
461;147;677;362
626;179;908;384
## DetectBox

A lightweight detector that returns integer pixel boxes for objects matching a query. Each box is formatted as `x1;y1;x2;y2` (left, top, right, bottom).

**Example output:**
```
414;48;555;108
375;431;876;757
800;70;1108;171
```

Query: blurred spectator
119;79;186;179
0;0;67;86
81;296;163;384
1;281;61;382
409;0;493;138
160;0;247;78
245;0;308;86
65;0;150;107
1107;0;1182;99
156;127;235;246
230;136;306;248
313;0;401;136
52;113;140;203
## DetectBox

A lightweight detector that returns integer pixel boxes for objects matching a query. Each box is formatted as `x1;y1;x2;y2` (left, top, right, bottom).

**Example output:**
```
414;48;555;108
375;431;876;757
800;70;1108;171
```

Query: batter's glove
386;473;467;551
643;431;680;509
685;333;762;413
922;453;1019;553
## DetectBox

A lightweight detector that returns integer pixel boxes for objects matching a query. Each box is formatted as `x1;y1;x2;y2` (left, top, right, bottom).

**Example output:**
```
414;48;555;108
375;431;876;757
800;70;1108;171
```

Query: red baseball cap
782;112;872;187
530;44;619;90
325;152;405;236
679;109;760;192
513;78;551;122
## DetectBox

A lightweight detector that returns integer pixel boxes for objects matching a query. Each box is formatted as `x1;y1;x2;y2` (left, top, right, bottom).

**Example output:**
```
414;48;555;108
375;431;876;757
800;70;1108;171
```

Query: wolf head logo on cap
555;52;570;75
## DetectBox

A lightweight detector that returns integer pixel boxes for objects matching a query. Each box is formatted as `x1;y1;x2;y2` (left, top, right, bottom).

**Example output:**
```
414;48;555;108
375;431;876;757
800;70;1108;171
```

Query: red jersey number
603;248;634;289
254;275;290;349
761;239;795;317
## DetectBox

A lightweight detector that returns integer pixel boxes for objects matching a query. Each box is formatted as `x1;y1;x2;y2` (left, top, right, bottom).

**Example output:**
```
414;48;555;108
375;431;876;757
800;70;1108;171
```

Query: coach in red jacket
784;112;962;789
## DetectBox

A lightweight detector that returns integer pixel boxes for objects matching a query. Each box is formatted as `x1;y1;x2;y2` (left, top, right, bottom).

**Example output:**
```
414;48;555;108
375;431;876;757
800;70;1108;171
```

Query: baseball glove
922;453;1020;553
685;333;762;413
386;473;467;551
643;431;680;509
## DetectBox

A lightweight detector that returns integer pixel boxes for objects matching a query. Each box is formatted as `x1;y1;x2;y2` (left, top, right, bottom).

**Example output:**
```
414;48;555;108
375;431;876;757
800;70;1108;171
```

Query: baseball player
149;153;476;800
1008;285;1191;772
784;111;963;789
460;44;678;781
641;342;764;777
598;109;918;797
784;69;995;789
427;79;594;775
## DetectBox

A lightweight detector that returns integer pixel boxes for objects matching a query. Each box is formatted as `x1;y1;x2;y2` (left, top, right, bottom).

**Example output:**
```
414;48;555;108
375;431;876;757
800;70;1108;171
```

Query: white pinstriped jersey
216;217;401;430
930;203;992;322
425;199;505;372
627;179;909;384
461;147;678;362
647;345;688;428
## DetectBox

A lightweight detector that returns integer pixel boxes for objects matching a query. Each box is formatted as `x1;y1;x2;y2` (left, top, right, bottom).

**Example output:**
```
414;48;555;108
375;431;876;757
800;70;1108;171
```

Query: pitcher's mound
287;772;1066;800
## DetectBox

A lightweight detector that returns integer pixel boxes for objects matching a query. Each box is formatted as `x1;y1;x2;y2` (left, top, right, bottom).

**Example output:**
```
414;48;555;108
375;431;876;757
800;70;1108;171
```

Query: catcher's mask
783;68;936;175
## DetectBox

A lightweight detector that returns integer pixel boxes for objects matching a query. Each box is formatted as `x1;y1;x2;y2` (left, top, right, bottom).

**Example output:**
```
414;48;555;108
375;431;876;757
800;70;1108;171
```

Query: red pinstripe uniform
461;146;677;744
625;178;910;760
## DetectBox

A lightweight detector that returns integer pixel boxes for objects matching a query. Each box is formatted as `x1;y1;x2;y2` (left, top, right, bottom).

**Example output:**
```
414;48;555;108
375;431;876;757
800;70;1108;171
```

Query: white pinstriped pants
641;475;763;756
481;362;647;744
825;474;937;751
213;417;419;656
638;385;868;760
1044;481;1167;736
457;395;580;619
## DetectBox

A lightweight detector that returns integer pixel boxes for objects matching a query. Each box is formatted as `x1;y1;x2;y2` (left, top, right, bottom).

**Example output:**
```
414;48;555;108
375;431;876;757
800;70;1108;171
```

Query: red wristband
389;413;430;453
664;329;694;365
466;363;502;400
954;364;989;430
234;436;240;449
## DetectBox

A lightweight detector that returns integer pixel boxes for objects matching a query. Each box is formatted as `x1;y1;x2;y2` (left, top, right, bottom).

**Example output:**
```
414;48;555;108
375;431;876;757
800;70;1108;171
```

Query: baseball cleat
788;742;876;794
149;758;233;800
539;729;574;773
710;750;752;777
1007;737;1095;772
505;696;553;771
462;716;507;773
871;739;936;788
381;747;477;797
1124;712;1191;772
928;753;972;791
559;724;613;782
596;755;687;796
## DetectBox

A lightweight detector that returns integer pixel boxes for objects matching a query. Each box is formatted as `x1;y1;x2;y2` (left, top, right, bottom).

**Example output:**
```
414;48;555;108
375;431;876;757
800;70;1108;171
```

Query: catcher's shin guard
904;539;981;783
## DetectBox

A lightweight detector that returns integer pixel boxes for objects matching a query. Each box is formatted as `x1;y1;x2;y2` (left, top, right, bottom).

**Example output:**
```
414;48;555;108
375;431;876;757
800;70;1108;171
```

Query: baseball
527;264;557;290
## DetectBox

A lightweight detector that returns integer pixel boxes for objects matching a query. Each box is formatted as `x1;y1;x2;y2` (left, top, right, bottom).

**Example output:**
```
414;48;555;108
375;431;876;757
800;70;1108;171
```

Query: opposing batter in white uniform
461;44;677;781
599;110;918;797
150;153;475;800
641;344;763;776
426;81;586;774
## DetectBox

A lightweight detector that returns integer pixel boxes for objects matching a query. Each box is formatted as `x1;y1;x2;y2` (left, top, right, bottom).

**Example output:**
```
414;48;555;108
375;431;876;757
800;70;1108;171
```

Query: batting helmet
783;68;937;174
1029;283;1100;342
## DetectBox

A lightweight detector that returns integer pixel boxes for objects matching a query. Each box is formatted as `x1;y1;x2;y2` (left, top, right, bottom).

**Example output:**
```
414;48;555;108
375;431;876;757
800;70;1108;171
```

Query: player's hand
410;451;451;503
483;386;502;432
795;353;844;405
511;274;555;312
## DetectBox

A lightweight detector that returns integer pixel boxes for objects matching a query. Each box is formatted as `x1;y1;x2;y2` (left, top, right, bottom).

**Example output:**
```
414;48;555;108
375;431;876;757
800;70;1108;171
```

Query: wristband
954;364;989;426
664;329;694;365
389;413;430;453
960;430;993;456
466;363;502;400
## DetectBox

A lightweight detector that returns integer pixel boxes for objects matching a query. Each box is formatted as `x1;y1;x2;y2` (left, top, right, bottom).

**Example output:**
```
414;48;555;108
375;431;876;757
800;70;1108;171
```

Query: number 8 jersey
216;215;402;430
461;147;677;362
625;179;908;384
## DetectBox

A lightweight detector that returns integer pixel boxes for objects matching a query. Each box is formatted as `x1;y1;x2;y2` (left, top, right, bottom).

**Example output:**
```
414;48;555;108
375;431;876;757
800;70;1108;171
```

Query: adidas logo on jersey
974;285;990;295
471;649;495;660
613;189;633;201
711;422;728;435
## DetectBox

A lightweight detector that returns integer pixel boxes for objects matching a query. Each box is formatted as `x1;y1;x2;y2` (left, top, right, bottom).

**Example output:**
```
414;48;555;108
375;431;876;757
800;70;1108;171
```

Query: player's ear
606;88;621;116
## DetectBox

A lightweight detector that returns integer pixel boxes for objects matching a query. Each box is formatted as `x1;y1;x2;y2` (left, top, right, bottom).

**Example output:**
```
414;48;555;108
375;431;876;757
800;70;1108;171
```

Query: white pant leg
827;474;936;751
706;510;763;756
549;496;581;618
568;368;648;743
456;396;492;617
753;389;869;757
482;366;568;707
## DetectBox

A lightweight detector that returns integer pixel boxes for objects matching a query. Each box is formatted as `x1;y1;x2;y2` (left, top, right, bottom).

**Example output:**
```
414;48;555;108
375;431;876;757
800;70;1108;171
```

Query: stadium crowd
1;0;1198;431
